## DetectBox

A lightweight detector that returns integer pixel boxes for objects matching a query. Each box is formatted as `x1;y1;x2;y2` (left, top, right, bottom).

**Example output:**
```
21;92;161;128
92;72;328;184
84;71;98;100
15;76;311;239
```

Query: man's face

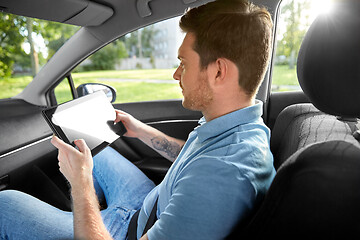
173;33;213;112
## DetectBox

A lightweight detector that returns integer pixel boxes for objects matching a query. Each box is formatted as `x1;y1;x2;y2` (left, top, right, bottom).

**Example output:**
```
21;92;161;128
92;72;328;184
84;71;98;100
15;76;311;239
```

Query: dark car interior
0;0;360;238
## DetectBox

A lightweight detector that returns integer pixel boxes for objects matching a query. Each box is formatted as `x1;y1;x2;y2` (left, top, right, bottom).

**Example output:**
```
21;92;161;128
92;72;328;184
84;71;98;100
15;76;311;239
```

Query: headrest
297;0;360;118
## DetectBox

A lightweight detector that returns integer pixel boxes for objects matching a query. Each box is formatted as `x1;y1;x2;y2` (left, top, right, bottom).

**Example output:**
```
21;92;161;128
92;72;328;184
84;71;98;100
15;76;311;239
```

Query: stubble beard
182;71;213;112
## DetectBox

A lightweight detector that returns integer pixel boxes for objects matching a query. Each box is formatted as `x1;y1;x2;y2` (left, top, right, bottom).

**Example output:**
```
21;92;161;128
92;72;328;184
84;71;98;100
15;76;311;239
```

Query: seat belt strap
127;209;140;240
143;197;159;235
127;197;159;240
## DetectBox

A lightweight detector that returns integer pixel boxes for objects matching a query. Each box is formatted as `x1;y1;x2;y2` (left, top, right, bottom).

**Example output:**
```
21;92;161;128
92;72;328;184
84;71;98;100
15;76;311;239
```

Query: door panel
114;100;202;123
0;98;200;184
0;98;200;206
0;98;54;180
113;100;202;183
0;99;58;201
0;99;53;156
0;98;64;208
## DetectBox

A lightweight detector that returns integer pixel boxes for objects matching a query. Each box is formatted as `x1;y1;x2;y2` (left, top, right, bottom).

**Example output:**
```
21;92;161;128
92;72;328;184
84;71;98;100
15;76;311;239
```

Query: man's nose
173;66;181;81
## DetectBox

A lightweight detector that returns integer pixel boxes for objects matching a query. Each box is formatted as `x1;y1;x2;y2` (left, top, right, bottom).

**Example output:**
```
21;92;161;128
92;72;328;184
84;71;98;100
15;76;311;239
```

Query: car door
0;87;201;211
0;96;74;209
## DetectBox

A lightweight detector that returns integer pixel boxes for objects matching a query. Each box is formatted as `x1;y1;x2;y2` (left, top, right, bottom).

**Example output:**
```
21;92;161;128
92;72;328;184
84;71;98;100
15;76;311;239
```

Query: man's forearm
71;176;112;240
138;124;185;162
115;110;184;162
51;137;112;240
151;135;183;160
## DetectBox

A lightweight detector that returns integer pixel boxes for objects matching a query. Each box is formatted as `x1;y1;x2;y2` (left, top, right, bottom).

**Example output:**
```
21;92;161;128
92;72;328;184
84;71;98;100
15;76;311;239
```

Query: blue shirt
137;100;276;240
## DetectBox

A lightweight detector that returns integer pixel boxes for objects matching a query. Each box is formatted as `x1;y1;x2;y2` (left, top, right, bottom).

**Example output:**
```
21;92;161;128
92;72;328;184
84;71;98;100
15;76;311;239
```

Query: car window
54;77;75;104
5;4;328;103
272;0;334;92
69;17;184;104
0;13;79;100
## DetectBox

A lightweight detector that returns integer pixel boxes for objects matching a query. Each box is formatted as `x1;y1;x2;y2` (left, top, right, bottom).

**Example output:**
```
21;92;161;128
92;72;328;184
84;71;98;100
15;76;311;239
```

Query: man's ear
214;58;228;85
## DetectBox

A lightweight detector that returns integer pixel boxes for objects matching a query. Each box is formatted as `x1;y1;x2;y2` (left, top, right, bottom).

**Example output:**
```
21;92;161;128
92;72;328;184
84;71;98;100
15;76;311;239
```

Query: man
0;0;275;239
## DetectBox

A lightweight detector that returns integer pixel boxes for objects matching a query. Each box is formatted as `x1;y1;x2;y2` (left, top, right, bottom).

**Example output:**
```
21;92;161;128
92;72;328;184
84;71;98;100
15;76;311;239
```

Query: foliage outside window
272;0;334;92
0;13;183;103
0;14;79;99
69;18;183;104
2;1;336;102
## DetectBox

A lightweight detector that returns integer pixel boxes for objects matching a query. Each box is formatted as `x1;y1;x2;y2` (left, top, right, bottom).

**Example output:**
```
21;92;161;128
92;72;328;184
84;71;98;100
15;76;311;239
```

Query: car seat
270;0;360;169
239;0;360;237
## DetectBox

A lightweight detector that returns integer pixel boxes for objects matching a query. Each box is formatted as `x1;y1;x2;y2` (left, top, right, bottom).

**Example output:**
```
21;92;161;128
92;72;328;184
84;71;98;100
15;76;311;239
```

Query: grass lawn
0;75;33;99
53;69;182;103
1;65;299;103
73;69;176;81
271;65;300;91
54;77;182;104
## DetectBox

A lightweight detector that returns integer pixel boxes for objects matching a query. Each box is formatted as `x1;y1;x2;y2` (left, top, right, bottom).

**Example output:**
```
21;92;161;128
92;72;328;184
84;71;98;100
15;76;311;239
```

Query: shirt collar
196;100;263;143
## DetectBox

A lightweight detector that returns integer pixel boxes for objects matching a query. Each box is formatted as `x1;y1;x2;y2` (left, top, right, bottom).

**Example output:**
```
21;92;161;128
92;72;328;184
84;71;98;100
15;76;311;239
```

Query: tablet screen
43;91;122;156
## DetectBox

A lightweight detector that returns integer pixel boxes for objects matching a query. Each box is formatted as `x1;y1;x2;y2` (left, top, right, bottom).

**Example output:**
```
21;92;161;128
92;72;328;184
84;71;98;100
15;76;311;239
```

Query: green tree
125;25;158;58
26;18;39;76
0;12;79;78
276;0;311;69
38;21;79;60
0;14;26;77
87;41;128;70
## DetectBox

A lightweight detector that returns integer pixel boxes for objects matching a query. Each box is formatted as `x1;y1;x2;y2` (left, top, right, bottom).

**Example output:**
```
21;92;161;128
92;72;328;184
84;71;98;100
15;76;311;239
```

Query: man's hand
115;109;185;162
51;135;113;240
51;135;93;188
115;109;146;138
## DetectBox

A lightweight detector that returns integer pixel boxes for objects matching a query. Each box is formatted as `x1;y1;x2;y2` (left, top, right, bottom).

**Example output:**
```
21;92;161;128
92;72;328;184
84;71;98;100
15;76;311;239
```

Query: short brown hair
179;0;273;96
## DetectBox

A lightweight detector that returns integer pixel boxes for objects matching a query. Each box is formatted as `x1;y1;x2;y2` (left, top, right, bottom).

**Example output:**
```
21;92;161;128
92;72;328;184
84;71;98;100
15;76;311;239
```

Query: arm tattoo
151;136;182;160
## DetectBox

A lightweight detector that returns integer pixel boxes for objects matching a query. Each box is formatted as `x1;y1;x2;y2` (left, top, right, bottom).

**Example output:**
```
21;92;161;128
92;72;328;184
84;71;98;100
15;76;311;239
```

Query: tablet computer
42;91;126;156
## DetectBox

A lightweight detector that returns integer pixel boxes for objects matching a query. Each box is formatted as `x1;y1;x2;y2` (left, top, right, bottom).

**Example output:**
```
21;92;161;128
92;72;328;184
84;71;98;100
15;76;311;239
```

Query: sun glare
310;0;335;17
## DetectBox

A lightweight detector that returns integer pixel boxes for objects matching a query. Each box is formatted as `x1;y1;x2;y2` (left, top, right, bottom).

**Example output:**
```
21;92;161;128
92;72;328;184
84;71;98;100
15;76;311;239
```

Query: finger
115;112;123;123
51;135;72;151
51;135;64;149
57;150;62;161
58;161;68;180
115;110;128;123
115;109;127;114
74;139;90;154
57;149;66;163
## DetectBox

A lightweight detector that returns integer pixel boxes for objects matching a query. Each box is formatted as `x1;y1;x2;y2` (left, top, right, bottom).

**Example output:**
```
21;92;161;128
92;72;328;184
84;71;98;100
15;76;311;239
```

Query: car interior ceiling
1;0;360;238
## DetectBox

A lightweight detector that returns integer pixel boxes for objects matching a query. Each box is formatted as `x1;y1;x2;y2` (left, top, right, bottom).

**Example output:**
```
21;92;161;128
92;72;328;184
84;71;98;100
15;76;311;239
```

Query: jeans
0;147;155;240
